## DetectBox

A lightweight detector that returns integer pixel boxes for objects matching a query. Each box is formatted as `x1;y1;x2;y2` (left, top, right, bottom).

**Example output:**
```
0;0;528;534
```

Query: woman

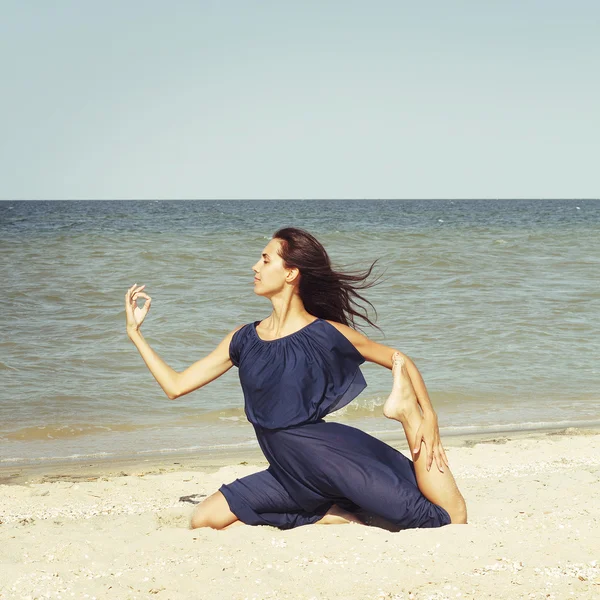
125;227;467;531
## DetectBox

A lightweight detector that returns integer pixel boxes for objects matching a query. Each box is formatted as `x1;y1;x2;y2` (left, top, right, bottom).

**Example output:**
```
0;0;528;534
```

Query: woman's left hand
413;413;449;472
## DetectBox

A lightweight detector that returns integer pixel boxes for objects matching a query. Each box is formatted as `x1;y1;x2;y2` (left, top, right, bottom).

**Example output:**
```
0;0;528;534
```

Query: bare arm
128;326;241;400
125;283;241;400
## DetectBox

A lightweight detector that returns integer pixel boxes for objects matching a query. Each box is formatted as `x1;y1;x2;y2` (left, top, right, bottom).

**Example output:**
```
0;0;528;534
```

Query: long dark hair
273;227;381;331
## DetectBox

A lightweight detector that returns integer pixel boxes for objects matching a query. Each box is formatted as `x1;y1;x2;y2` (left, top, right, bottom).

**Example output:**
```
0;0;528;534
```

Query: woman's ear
286;267;300;283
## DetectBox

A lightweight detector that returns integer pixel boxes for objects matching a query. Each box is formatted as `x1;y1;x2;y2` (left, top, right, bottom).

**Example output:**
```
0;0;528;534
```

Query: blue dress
219;318;451;530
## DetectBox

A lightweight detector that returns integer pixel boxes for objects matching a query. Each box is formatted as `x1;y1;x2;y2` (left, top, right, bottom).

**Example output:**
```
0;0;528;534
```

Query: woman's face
252;238;292;297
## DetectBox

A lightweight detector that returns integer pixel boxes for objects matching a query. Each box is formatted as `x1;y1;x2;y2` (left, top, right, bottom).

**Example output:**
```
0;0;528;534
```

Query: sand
1;429;599;600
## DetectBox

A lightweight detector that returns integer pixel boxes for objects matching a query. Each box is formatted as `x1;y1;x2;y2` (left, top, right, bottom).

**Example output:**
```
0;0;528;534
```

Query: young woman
125;227;467;531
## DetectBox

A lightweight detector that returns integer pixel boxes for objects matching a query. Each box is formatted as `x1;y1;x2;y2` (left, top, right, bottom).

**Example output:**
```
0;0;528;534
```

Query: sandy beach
1;428;599;600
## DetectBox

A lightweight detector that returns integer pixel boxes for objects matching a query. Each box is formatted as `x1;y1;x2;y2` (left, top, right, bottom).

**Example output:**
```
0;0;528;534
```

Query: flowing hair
273;227;382;332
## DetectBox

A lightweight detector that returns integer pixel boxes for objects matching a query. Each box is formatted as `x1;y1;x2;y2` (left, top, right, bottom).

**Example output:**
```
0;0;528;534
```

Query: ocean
1;199;599;466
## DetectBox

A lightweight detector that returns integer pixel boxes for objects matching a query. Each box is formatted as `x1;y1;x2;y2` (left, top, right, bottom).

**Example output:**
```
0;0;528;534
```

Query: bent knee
189;512;213;530
189;491;236;530
190;507;225;530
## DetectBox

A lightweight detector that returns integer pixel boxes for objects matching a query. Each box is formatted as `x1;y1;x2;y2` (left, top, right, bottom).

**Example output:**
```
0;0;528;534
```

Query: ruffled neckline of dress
252;318;322;343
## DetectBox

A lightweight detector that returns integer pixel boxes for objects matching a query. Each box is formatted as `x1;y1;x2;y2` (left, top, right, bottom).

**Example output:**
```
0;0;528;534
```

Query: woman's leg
190;491;239;530
195;468;350;530
383;354;467;524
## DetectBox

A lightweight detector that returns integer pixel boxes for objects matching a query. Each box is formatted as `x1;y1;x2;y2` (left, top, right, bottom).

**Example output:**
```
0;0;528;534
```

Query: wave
439;418;600;436
1;452;113;464
0;439;259;465
1;422;157;442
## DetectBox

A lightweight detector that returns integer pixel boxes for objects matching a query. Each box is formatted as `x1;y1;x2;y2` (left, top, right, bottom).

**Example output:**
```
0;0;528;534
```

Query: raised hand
125;283;152;336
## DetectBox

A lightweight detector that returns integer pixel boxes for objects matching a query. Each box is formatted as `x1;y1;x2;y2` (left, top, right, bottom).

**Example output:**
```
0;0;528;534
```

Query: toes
392;352;405;372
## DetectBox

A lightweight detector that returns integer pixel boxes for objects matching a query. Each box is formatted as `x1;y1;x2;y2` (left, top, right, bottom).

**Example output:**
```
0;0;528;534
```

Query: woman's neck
262;295;315;337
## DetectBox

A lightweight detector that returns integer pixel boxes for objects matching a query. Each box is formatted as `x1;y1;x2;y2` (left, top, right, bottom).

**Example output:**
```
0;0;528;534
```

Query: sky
1;1;598;200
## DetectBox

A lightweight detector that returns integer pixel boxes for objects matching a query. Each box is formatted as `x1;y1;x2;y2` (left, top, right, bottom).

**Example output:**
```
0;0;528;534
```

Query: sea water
1;199;599;465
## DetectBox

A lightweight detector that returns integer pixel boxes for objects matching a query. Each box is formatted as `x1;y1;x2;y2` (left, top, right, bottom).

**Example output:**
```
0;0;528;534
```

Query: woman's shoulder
230;322;254;339
322;319;366;347
315;319;365;363
225;323;250;341
228;322;256;366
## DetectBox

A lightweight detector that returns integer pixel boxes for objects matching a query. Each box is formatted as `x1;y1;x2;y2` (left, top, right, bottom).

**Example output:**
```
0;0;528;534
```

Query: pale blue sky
1;1;598;199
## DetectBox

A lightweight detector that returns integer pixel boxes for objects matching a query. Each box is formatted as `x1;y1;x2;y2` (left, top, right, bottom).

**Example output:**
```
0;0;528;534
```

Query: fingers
426;446;434;472
434;449;445;473
420;433;434;472
125;285;136;315
413;431;421;457
134;292;152;314
432;440;448;472
126;283;146;297
126;283;146;292
413;430;434;471
125;284;147;303
132;291;151;302
418;435;434;472
440;445;450;468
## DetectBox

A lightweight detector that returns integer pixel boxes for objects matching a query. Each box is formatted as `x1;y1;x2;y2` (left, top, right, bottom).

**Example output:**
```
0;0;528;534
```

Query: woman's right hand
125;283;152;336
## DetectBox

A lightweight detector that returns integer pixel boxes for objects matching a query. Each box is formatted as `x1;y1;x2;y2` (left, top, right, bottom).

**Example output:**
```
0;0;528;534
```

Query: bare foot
383;352;422;424
317;504;364;525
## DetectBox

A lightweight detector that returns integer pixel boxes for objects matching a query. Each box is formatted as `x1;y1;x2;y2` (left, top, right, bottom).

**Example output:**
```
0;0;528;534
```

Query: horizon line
2;197;599;202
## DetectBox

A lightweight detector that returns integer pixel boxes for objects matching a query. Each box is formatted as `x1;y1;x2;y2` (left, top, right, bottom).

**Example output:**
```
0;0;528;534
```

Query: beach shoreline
2;424;598;486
